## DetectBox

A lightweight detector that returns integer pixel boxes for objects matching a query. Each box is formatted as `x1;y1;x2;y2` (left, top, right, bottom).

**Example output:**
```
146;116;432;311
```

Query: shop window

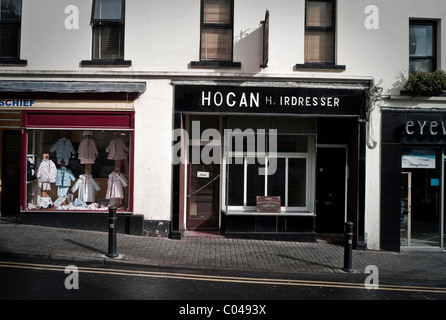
190;0;240;68
81;0;131;66
224;133;315;214
0;0;26;65
409;21;437;74
26;129;131;212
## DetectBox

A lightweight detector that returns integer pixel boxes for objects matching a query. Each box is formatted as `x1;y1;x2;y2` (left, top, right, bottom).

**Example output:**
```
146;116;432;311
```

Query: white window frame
223;133;315;215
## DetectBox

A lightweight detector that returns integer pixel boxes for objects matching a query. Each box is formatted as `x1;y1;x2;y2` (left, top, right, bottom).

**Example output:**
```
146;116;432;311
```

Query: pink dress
106;171;128;199
78;138;98;164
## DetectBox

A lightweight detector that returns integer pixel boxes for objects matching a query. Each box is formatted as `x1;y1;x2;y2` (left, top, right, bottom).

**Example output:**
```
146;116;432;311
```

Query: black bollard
107;206;118;258
342;221;354;273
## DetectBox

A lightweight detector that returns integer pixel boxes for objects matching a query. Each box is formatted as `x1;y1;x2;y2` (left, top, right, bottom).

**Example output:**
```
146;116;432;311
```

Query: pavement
1;217;446;281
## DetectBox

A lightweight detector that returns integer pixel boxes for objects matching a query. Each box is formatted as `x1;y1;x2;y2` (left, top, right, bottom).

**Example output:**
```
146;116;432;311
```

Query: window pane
246;158;264;206
203;0;231;24
0;25;19;58
277;135;307;153
306;0;332;27
94;0;122;20
409;24;433;57
201;28;232;61
288;158;307;207
267;158;285;206
93;26;124;59
410;59;432;74
227;157;243;206
305;30;334;63
0;0;21;20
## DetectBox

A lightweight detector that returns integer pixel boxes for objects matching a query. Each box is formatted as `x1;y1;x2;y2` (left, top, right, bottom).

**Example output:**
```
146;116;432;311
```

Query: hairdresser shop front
171;81;369;245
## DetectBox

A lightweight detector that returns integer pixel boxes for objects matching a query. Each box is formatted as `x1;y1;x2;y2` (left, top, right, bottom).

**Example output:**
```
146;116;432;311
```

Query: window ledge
294;63;346;72
80;59;132;67
0;58;28;66
189;60;241;69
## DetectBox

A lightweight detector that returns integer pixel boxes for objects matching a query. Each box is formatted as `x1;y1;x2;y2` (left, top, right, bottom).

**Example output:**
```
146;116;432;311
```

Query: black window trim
81;0;131;67
190;0;241;69
0;0;27;65
409;19;437;75
297;0;345;72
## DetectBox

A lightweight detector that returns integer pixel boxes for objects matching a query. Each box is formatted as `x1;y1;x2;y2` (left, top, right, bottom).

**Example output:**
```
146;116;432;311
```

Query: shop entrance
1;130;22;217
316;145;348;234
186;115;220;231
401;148;442;247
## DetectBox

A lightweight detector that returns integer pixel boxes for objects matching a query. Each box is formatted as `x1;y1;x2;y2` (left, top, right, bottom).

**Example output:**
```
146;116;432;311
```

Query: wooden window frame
409;20;437;75
0;0;26;65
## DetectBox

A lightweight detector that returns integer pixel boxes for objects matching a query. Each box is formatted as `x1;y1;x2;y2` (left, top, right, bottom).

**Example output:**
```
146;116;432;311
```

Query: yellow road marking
0;260;445;294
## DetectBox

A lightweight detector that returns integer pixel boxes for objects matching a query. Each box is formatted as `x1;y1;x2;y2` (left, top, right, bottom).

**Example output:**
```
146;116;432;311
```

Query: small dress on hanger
106;138;129;160
71;174;101;203
106;171;128;199
37;159;57;190
78;137;99;164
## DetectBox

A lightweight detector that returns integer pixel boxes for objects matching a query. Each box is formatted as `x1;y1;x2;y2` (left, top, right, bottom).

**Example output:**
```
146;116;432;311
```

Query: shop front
0;81;146;235
172;81;369;244
381;108;446;251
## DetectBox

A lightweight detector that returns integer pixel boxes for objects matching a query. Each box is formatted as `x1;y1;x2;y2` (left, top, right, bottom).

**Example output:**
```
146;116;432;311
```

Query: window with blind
91;0;125;61
304;0;335;65
0;0;22;60
200;0;233;62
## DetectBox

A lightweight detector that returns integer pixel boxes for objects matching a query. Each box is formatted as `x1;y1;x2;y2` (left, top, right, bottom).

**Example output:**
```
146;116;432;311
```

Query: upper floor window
0;0;25;63
409;21;437;74
304;0;335;65
200;0;233;61
191;0;240;68
91;0;125;60
82;0;130;66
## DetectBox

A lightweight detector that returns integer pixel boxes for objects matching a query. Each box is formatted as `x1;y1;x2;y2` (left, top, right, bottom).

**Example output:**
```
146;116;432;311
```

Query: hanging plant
405;69;446;96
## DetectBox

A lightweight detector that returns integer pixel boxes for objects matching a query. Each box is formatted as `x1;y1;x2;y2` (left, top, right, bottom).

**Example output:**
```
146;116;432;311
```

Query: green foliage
405;69;446;96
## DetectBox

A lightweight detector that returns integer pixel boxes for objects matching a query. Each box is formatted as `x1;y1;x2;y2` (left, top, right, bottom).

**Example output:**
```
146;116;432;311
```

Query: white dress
106;171;128;199
106;139;129;160
77;138;99;164
71;174;101;203
37;159;57;190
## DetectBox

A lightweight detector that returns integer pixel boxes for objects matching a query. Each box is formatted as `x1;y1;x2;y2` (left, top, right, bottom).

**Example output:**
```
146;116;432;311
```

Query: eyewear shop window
26;130;131;212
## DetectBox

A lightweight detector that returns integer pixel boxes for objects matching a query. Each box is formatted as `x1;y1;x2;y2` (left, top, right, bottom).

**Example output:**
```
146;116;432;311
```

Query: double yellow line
1;260;446;295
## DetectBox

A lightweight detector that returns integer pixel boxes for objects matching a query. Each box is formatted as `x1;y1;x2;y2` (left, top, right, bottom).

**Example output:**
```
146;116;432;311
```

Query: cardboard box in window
256;196;281;213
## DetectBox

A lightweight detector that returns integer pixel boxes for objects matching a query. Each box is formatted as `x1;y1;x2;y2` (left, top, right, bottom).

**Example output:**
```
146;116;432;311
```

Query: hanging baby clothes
106;171;128;199
78;137;98;164
55;167;76;197
37;159;57;190
106;138;128;160
71;174;101;203
50;138;76;164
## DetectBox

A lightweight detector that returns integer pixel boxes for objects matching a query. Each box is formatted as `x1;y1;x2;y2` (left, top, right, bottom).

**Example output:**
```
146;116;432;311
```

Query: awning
0;81;146;101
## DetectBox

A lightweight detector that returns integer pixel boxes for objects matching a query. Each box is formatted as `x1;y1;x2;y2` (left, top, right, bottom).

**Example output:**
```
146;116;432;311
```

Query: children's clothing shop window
224;133;315;214
91;0;125;60
26;130;131;212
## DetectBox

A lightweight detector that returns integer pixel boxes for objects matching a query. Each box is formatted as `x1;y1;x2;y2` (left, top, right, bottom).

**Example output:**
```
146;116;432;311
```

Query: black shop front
171;81;369;246
381;108;446;251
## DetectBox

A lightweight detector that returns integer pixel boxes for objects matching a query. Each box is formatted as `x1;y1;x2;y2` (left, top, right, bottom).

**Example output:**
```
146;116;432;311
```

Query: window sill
0;58;28;66
189;60;241;69
294;63;346;72
223;210;315;216
80;59;132;67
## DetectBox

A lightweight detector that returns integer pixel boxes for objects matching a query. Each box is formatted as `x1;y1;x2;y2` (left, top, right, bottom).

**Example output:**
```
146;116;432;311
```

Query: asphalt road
0;256;445;313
